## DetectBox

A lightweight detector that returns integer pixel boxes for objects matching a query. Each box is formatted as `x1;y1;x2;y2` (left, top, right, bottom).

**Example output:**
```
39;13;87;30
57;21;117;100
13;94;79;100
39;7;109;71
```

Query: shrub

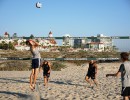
51;61;66;71
0;61;31;71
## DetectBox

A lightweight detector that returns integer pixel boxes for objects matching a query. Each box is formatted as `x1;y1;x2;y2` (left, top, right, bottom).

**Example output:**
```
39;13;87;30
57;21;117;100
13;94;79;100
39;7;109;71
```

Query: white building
15;45;30;50
39;39;57;47
0;39;13;44
62;34;74;46
85;34;113;51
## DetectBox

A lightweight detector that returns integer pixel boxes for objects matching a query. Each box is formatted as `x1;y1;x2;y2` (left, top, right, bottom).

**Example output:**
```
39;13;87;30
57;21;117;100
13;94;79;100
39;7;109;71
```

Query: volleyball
36;2;42;8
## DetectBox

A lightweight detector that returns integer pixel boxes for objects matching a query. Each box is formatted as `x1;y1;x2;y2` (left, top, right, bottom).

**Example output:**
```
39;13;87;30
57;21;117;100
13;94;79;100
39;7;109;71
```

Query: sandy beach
0;62;123;100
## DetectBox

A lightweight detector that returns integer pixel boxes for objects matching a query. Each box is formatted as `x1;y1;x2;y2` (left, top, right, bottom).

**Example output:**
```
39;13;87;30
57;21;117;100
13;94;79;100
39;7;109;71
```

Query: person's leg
47;73;50;83
46;77;50;86
30;69;34;89
33;68;39;88
85;76;92;86
123;96;129;100
93;79;98;86
44;76;47;86
91;74;98;87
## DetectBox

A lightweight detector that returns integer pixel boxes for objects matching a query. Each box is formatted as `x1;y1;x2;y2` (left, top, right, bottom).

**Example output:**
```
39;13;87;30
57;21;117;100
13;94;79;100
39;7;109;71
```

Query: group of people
85;52;130;100
26;39;130;100
26;39;51;90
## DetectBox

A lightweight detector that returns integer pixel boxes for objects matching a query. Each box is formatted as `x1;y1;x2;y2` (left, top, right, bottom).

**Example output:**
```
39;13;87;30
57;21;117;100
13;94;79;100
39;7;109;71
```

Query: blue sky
0;0;130;51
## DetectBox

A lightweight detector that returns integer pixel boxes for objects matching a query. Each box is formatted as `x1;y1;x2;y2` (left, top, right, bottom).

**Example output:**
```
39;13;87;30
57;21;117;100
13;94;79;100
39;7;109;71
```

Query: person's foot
30;85;34;90
44;83;49;87
90;84;93;87
93;86;100;91
44;84;46;86
32;84;35;89
88;84;94;89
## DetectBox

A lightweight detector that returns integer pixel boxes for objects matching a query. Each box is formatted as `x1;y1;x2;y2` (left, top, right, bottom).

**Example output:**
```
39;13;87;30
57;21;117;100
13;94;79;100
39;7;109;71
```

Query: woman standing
26;39;41;90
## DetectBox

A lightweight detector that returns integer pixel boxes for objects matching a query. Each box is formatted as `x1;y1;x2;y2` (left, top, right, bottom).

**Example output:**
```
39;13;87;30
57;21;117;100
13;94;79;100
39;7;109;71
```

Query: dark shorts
32;58;40;69
43;73;50;78
86;74;95;79
121;87;130;96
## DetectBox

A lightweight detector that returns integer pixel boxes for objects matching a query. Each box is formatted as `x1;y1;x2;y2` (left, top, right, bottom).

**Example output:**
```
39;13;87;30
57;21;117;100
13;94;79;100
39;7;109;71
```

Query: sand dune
0;62;123;100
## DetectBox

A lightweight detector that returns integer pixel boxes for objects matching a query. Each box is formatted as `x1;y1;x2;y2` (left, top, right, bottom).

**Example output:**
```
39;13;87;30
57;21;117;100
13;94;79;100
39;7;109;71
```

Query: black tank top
43;64;50;73
88;63;96;74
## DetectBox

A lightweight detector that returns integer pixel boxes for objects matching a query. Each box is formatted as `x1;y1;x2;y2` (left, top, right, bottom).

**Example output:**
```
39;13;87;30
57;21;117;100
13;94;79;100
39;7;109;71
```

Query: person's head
44;60;48;64
120;52;129;61
90;60;94;63
26;40;31;46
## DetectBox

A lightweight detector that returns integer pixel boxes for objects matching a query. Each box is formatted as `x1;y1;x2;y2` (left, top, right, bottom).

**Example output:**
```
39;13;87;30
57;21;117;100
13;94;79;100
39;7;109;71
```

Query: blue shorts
31;58;40;69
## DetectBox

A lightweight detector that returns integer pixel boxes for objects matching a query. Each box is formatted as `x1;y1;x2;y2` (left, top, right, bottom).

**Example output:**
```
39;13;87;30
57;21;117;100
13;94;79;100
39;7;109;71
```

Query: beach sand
0;62;123;100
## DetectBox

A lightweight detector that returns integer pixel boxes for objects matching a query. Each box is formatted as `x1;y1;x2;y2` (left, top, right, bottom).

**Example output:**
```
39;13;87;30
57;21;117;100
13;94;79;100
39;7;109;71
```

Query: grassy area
0;50;124;71
0;60;31;71
0;61;66;71
51;61;66;71
64;51;121;58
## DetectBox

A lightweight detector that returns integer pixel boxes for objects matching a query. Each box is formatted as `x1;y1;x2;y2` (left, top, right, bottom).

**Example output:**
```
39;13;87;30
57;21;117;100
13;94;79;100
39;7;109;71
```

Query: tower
48;31;53;38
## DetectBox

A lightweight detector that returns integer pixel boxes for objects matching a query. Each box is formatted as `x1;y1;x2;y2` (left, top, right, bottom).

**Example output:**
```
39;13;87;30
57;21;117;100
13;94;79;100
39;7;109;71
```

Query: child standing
40;60;51;86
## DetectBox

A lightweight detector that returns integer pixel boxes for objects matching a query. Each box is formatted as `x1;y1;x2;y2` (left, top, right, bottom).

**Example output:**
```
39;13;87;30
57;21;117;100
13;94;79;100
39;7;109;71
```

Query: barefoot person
106;52;130;100
40;60;51;86
85;60;98;87
26;39;41;90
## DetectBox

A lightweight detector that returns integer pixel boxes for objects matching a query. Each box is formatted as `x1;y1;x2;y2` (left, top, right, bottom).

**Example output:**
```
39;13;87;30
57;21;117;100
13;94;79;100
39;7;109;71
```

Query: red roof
4;32;8;35
49;39;57;44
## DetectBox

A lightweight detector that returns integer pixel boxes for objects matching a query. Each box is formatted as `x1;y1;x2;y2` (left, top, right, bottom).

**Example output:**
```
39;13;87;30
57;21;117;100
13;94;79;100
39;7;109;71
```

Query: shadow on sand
50;80;86;87
0;77;28;83
0;91;47;100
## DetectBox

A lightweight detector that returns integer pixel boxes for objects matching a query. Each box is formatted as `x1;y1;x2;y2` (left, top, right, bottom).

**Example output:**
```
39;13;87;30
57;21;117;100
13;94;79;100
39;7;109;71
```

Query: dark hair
44;60;48;64
26;40;30;45
120;52;129;60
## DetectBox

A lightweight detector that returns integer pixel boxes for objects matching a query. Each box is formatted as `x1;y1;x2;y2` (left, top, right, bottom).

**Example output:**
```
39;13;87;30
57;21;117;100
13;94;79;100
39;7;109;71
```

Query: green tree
30;34;34;39
8;42;15;50
0;41;5;49
0;43;2;49
2;41;5;44
13;39;18;46
20;40;26;45
0;41;15;50
3;43;8;50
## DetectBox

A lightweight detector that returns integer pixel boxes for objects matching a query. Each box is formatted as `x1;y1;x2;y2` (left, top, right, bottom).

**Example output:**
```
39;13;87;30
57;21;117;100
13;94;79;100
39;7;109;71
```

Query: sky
0;0;130;51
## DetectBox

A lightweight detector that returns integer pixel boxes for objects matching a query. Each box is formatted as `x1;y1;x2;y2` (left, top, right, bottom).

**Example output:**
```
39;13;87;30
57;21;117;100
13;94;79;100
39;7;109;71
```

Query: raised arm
48;62;51;73
106;71;121;77
29;39;39;47
106;64;124;77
